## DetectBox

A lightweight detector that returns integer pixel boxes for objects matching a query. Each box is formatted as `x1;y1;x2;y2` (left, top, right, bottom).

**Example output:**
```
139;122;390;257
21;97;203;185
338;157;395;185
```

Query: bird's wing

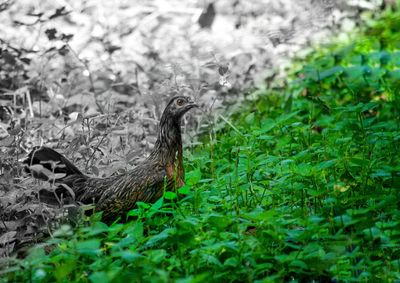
93;164;167;219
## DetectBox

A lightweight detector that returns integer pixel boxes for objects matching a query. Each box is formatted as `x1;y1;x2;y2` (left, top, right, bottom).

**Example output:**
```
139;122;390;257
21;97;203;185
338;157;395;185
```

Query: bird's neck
149;116;183;165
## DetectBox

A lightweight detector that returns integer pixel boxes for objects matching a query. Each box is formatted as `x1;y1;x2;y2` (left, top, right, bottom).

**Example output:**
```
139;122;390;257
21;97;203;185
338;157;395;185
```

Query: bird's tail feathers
23;146;84;182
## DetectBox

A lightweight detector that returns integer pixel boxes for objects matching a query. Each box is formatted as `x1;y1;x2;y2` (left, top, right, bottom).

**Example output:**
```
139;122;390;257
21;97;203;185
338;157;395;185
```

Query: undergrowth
2;7;400;283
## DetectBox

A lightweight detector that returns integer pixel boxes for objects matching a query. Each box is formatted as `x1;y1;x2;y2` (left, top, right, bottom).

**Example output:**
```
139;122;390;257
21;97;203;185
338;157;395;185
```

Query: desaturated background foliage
0;0;384;257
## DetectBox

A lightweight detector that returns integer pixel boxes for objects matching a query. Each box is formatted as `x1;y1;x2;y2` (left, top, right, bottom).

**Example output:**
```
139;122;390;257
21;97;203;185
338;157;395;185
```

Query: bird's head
150;96;198;161
162;96;198;120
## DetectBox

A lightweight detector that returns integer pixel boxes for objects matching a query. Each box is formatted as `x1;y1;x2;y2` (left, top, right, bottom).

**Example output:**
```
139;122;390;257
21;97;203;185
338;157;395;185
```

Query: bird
24;96;198;222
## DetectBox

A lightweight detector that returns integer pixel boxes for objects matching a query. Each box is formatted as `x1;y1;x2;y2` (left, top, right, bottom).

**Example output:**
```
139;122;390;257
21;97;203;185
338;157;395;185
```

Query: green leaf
319;66;343;79
178;184;190;194
123;222;144;240
145;228;175;248
148;198;162;212
84;222;109;236
89;272;109;283
298;163;313;176
224;257;239;267
76;240;101;257
316;159;336;170
113;251;143;262
54;260;76;281
186;168;202;185
245;112;255;124
289;260;308;269
164;191;177;200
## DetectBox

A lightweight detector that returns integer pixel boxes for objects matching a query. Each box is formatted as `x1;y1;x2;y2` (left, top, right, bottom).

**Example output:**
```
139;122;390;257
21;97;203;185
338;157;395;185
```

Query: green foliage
2;7;400;283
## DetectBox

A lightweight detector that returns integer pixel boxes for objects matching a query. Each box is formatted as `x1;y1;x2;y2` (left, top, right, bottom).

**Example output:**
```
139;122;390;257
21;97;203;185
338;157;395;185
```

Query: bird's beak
188;100;199;109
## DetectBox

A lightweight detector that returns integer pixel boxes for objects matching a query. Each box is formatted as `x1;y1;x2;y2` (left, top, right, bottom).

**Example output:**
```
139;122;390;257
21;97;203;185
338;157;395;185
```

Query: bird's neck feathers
149;113;183;165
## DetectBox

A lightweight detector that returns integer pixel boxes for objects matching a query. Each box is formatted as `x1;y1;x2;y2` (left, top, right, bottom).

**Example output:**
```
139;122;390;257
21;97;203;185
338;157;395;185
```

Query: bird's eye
176;99;184;106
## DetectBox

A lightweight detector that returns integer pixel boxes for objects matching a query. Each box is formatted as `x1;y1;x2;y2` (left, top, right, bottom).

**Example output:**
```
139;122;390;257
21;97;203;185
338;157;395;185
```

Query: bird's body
24;96;197;222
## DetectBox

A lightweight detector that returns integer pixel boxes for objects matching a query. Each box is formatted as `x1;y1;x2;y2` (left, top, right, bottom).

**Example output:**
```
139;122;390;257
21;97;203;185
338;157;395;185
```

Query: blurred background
0;0;386;172
0;0;378;118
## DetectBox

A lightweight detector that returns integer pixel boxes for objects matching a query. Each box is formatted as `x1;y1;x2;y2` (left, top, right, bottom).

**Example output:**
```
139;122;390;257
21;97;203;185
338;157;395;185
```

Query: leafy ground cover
2;5;400;283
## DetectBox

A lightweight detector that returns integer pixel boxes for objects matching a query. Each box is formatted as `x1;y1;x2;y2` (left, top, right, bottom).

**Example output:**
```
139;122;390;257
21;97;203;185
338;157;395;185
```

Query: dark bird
24;96;197;222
